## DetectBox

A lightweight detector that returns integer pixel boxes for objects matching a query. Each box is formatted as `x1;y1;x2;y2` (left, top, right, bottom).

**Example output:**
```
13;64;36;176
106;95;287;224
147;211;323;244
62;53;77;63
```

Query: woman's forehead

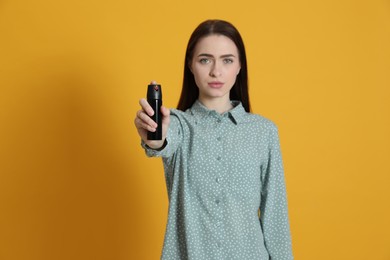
193;35;239;56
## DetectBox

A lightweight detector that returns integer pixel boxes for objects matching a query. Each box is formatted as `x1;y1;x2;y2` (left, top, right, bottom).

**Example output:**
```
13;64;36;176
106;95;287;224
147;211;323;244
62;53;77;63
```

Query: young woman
134;19;293;260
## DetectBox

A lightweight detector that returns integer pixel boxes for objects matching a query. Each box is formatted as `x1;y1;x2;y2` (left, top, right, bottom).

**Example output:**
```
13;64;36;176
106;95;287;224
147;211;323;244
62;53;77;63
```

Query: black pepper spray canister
147;83;163;140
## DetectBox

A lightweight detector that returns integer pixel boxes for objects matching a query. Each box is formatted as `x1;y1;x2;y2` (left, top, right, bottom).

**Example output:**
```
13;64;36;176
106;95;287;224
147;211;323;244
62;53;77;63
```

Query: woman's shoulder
169;108;188;119
242;112;278;129
167;108;192;128
242;113;280;143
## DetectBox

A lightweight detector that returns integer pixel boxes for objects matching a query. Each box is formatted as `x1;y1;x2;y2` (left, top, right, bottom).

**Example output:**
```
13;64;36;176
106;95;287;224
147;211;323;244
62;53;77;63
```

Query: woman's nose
209;62;222;77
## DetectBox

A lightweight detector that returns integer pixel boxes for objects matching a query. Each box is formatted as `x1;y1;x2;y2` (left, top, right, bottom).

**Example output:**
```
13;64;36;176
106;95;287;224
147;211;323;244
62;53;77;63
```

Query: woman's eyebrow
198;53;214;57
197;53;236;58
220;54;236;58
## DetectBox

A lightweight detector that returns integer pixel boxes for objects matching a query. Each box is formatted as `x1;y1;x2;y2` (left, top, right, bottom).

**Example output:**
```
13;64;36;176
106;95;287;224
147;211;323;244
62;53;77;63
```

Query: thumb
161;106;170;130
161;106;170;117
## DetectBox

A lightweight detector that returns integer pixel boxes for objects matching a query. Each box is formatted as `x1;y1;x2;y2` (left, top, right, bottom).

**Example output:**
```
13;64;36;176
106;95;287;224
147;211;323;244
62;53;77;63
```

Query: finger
139;98;154;116
161;106;170;117
150;80;157;85
136;110;158;128
135;117;156;132
161;107;170;127
162;113;170;127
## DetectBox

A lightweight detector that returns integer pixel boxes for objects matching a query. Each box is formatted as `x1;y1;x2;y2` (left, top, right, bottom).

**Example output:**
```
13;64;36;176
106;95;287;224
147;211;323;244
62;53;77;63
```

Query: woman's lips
208;82;224;88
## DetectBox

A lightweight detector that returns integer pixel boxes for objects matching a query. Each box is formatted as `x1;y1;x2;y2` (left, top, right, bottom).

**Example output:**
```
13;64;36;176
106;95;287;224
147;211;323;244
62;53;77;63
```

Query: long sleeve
260;125;293;260
141;110;183;158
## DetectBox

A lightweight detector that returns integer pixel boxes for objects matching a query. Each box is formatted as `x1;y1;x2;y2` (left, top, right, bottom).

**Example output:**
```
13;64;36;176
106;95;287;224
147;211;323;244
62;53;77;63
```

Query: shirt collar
189;100;247;125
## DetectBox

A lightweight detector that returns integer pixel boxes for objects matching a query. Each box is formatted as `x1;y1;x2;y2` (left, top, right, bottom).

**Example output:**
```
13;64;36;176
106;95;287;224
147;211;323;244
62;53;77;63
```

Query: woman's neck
198;97;233;114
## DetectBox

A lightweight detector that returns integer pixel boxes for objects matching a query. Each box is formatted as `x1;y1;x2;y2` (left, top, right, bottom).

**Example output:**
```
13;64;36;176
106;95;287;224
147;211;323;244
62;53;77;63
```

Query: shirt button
217;137;221;141
216;177;220;183
216;156;221;161
216;199;220;204
217;119;221;123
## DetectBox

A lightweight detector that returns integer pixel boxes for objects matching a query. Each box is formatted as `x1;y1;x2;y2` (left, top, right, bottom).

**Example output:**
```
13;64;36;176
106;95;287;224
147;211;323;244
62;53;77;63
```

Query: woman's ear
236;61;241;75
188;61;193;74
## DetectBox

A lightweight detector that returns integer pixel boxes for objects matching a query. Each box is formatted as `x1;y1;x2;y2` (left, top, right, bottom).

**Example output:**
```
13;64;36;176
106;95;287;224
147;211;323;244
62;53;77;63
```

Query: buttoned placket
212;113;225;258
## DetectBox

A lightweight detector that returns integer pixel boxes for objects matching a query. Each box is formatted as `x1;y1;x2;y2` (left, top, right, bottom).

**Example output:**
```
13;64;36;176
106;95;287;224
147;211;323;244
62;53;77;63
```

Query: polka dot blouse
142;100;293;260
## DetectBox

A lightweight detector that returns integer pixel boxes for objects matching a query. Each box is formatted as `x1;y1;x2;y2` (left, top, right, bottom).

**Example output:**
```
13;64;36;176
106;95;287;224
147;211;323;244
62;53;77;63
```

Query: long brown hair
177;19;250;112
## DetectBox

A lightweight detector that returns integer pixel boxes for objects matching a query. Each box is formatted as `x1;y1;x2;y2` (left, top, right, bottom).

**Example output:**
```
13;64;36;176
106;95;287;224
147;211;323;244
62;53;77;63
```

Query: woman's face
190;34;241;103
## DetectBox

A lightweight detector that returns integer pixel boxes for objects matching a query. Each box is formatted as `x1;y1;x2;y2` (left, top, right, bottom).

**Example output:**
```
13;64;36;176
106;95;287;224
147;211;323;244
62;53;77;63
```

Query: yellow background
1;0;389;259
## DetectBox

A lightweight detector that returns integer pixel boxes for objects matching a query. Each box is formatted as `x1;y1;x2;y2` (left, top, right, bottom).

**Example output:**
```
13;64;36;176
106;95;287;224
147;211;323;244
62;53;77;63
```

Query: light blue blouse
142;100;293;260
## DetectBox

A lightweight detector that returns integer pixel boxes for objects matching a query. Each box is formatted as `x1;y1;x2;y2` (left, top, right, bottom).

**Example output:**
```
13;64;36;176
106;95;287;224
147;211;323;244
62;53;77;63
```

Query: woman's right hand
134;84;170;150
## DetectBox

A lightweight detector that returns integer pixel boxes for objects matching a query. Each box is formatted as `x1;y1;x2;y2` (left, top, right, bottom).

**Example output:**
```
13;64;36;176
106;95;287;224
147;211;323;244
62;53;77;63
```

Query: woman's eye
199;58;210;64
223;59;234;64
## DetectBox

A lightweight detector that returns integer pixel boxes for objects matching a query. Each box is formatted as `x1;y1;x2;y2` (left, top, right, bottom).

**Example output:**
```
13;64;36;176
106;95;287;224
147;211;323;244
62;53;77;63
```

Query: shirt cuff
141;139;168;157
